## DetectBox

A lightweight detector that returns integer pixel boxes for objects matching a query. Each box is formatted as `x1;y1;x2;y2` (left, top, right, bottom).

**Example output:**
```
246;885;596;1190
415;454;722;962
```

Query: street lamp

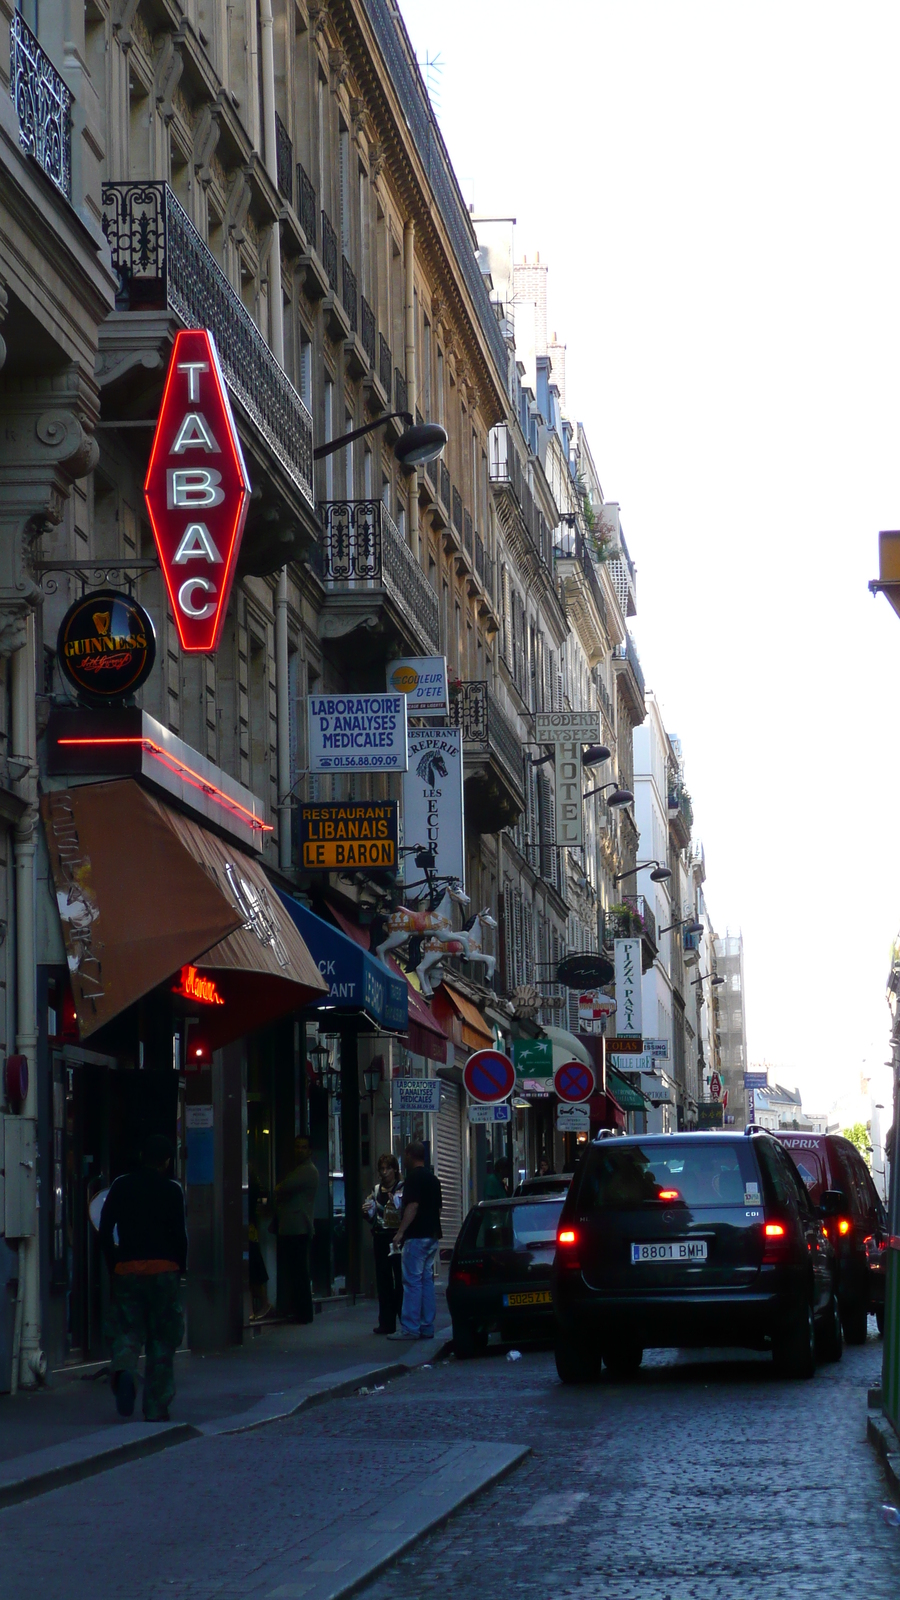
659;915;705;936
585;780;634;807
313;411;448;468
691;972;725;987
526;742;611;771
614;859;671;883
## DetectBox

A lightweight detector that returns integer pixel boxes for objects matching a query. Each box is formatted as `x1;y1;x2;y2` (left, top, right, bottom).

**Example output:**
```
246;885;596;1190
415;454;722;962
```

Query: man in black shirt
99;1134;187;1421
388;1141;442;1341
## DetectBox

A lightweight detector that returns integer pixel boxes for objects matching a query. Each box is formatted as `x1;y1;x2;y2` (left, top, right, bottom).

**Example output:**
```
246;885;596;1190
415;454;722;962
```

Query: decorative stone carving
368;141;386;181
329;49;351;89
193;103;221;187
153;33;184;124
0;387;100;621
307;0;329;42
112;0;142;49
350;96;370;140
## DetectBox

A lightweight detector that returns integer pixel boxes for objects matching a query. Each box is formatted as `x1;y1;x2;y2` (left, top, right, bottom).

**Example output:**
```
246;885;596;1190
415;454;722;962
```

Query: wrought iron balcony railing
612;631;646;705
341;256;358;333
314;499;440;654
10;13;71;202
101;181;314;509
321;210;338;292
447;681;524;792
360;297;376;368
378;334;392;396
440;461;451;510
475;534;485;585
488;423;544;563
274;111;293;204
297;162;316;245
452;487;463;537
623;894;657;950
394;368;408;417
464;512;474;562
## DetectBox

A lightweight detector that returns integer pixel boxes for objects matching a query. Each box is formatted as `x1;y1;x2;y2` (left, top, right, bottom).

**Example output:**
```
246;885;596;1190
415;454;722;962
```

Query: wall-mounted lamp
313;411;448;469
585;781;634;808
615;859;671;882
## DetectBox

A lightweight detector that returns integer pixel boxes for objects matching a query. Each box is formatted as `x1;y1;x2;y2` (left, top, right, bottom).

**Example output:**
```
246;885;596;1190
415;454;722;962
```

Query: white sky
398;0;900;1113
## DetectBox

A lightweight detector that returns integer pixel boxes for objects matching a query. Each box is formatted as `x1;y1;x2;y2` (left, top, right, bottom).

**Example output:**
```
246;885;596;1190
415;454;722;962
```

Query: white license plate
630;1240;708;1264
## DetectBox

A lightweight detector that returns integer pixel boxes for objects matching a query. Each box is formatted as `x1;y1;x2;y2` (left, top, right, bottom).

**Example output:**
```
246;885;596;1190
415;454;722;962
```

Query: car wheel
602;1342;644;1378
555;1334;600;1384
841;1301;869;1346
876;1305;885;1337
452;1320;478;1360
773;1301;816;1379
816;1291;843;1363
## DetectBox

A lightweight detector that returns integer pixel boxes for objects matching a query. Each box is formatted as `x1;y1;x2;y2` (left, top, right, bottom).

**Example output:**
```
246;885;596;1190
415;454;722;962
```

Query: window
339;124;351;255
579;1141;759;1210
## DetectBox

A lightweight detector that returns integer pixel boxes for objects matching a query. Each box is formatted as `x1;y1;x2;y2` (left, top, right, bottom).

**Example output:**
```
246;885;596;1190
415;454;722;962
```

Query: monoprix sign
144;329;250;653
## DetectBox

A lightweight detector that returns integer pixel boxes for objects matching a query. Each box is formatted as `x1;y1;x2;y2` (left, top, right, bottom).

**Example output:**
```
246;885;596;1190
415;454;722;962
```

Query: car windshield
579;1141;760;1210
472;1200;563;1249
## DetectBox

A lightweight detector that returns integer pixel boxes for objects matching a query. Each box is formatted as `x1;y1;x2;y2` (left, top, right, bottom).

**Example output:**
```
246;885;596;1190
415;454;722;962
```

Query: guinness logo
57;590;157;703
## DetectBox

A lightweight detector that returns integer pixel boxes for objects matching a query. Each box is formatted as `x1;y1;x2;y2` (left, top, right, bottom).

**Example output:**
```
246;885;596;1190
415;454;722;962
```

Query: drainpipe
12;613;41;1387
403;221;417;557
259;0;292;871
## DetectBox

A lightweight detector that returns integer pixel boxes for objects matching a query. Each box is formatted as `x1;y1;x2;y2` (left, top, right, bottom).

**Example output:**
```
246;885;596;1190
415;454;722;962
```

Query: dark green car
447;1195;564;1358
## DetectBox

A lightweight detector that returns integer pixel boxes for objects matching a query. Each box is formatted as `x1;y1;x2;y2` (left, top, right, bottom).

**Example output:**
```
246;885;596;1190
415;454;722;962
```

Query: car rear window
578;1141;761;1210
780;1145;826;1202
471;1201;563;1249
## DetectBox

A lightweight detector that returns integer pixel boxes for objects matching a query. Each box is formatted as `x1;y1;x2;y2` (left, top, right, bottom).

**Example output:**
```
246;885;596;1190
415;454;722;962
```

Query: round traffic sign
553;1058;596;1104
463;1048;516;1104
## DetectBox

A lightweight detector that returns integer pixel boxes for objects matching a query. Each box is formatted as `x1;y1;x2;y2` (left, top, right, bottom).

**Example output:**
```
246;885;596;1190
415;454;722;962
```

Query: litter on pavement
506;1350;523;1362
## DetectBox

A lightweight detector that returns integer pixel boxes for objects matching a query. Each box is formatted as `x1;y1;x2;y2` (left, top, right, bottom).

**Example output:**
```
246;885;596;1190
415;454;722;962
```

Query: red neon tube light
56;737;273;831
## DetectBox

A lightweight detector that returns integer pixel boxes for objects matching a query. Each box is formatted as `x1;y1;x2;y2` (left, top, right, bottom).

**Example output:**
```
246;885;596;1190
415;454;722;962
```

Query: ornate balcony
667;782;693;849
313;499;440;659
379;334;392;397
447;680;524;832
555;525;609;667
341;257;358;333
360;298;376;368
10;13;71;202
321;210;339;292
603;895;656;973
274;112;293;204
297;163;317;245
612;631;646;722
101;182;314;528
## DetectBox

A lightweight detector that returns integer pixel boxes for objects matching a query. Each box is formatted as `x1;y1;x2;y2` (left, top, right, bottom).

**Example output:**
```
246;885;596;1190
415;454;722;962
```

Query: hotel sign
297;800;399;871
532;711;602;852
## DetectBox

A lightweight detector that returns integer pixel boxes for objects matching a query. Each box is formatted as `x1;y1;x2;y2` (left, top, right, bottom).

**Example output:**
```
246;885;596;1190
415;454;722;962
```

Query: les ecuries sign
144;329;250;654
298;801;399;871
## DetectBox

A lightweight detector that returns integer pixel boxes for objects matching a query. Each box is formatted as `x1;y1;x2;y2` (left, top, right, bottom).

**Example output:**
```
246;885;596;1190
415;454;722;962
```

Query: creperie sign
144;329;250;653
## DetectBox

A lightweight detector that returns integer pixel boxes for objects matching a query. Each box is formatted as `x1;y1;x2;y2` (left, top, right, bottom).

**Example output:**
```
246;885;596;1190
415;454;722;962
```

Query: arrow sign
144;328;250;654
553;1058;595;1104
463;1048;516;1104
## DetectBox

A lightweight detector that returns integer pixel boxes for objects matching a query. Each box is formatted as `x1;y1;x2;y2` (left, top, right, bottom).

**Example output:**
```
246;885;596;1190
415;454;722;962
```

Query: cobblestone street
0;1325;897;1600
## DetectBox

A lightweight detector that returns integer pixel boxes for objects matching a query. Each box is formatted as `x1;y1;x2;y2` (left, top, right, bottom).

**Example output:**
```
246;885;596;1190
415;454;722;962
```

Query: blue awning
276;891;407;1031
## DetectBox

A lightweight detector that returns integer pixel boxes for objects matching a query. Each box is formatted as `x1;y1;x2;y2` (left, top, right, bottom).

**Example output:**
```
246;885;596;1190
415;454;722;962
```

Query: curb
867;1407;900;1501
0;1332;454;1507
261;1440;530;1600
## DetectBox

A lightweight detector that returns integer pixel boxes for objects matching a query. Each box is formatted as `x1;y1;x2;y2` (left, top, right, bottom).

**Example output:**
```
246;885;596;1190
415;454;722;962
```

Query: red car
775;1132;887;1341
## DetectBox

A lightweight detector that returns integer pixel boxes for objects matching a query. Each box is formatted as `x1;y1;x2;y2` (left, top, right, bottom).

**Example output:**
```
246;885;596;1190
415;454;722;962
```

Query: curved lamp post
614;858;671;883
313;411;448;468
585;780;634;808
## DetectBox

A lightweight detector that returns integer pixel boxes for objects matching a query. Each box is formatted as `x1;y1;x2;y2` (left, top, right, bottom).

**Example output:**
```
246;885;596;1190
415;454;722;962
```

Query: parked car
775;1131;888;1341
447;1195;565;1358
552;1130;840;1383
514;1173;574;1198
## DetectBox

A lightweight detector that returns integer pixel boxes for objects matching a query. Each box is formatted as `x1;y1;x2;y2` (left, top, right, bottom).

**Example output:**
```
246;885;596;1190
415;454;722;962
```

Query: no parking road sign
553;1059;595;1104
463;1048;516;1105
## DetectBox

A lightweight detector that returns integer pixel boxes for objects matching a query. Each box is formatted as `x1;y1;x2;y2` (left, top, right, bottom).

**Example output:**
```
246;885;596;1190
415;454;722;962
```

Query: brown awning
431;981;494;1053
41;780;327;1040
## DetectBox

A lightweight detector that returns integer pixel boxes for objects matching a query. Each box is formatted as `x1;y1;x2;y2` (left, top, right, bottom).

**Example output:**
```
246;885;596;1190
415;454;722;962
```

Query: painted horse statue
375;881;471;967
416;907;498;997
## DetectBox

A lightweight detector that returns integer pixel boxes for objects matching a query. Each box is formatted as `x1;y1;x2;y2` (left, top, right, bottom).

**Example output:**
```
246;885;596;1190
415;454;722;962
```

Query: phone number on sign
316;755;403;769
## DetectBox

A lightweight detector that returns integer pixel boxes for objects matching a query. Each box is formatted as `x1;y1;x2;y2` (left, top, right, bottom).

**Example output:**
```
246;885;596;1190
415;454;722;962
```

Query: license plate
630;1241;708;1264
502;1289;553;1307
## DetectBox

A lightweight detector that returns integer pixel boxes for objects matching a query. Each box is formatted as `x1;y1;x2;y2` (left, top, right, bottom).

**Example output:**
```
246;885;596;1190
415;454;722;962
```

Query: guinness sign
57;590;156;702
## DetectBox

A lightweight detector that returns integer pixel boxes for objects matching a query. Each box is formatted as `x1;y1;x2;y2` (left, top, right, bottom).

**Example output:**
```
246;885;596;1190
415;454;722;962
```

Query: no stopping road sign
463;1048;516;1104
553;1059;595;1104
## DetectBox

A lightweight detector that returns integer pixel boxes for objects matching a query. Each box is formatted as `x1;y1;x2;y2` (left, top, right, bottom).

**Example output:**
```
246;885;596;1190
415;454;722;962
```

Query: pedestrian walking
363;1153;404;1334
275;1136;318;1323
98;1133;187;1422
388;1141;442;1342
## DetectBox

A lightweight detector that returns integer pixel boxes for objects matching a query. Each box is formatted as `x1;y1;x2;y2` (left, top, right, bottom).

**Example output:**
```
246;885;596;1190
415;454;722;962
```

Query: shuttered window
434;1081;463;1247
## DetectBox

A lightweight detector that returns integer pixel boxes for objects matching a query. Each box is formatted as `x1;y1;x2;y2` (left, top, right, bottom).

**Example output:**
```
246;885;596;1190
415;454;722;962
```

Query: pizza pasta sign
144;329;250;653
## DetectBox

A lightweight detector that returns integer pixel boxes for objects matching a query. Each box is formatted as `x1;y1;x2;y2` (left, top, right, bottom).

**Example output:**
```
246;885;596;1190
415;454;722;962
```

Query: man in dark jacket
388;1141;442;1341
99;1134;187;1421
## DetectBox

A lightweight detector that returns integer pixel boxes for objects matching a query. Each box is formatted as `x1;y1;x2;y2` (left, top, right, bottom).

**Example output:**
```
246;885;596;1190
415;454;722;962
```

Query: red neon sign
144;329;250;653
55;737;272;832
173;965;225;1006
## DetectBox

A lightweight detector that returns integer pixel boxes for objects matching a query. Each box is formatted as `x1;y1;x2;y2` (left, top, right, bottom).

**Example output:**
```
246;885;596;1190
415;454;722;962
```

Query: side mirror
819;1190;845;1217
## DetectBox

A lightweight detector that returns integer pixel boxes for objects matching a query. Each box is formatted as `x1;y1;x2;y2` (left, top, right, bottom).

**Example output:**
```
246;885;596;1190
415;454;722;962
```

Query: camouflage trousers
107;1273;184;1420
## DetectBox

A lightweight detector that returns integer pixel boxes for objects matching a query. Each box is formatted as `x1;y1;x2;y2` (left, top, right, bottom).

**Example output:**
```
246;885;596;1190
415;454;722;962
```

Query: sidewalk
0;1288;450;1493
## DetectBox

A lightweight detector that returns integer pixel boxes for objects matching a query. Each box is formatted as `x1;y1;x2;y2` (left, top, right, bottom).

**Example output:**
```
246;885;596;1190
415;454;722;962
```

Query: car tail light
837;1219;852;1236
865;1234;886;1261
658;1189;680;1201
556;1227;581;1269
762;1220;790;1264
450;1259;484;1286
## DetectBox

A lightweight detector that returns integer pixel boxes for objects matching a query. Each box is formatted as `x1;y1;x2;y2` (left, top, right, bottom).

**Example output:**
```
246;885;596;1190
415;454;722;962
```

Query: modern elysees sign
614;938;643;1036
144;329;250;653
402;726;464;887
532;710;602;852
307;694;408;772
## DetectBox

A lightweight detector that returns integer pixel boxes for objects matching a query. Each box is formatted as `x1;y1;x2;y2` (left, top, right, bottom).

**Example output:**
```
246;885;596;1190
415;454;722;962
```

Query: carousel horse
375;880;471;967
416;907;499;997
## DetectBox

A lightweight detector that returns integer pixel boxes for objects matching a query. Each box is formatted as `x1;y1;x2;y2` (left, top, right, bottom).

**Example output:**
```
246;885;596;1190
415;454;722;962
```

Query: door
434;1081;463;1248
